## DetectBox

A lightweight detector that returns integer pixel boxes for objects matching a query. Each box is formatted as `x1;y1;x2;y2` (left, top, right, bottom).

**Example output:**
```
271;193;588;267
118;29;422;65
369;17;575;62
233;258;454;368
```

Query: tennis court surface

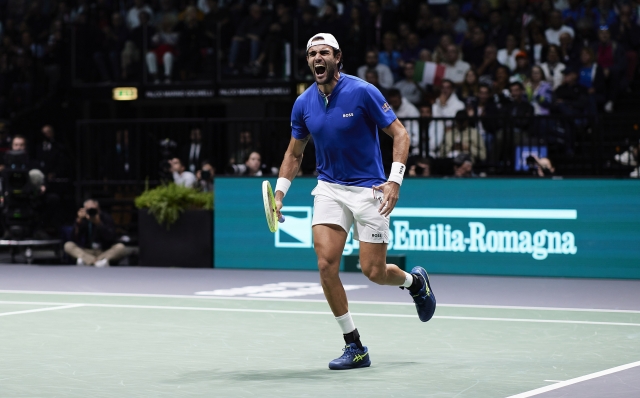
0;266;639;397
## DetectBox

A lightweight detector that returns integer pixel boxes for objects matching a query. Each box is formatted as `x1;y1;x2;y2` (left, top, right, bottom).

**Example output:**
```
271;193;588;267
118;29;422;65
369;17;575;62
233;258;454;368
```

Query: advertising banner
214;178;640;278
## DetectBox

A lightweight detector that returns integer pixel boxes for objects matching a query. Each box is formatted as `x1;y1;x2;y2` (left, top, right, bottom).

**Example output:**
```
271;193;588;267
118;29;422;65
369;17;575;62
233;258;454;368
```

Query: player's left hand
372;181;400;217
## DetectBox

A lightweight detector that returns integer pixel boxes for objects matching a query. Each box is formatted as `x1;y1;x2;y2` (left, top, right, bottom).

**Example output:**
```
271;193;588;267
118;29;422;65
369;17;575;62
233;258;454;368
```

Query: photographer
527;155;556;177
170;157;197;188
64;199;127;267
196;160;214;192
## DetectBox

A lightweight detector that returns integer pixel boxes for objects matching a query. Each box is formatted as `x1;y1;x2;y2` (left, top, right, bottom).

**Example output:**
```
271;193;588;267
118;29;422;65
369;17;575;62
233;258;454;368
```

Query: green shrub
135;183;213;229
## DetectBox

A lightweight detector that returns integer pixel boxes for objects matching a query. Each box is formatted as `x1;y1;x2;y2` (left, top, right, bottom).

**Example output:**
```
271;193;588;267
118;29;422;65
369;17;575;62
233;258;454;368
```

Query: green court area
0;292;638;397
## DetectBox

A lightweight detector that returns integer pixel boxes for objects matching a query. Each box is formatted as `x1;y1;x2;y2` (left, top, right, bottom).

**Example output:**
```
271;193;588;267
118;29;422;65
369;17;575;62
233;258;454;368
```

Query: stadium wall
214;177;640;279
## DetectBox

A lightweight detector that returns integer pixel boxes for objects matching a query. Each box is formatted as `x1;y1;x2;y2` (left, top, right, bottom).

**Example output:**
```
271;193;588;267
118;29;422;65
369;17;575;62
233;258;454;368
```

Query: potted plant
135;183;213;267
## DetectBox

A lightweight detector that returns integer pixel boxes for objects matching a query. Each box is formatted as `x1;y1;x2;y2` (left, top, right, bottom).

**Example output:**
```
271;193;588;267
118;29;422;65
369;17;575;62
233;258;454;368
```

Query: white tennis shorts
311;180;390;244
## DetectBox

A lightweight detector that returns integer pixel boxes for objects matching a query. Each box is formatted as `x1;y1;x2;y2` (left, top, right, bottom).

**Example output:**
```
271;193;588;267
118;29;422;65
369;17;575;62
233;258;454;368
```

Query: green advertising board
214;177;640;279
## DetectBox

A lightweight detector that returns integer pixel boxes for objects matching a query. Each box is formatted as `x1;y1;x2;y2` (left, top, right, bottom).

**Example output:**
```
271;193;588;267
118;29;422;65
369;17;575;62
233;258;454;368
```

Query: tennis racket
262;180;285;233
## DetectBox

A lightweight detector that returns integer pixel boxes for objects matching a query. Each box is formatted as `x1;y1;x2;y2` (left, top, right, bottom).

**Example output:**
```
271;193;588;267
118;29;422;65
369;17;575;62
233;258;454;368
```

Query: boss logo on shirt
343;113;354;118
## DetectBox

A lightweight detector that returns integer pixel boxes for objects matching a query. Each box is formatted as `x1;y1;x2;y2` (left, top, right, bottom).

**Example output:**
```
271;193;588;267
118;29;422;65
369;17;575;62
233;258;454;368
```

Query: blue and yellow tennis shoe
409;266;436;322
328;343;371;370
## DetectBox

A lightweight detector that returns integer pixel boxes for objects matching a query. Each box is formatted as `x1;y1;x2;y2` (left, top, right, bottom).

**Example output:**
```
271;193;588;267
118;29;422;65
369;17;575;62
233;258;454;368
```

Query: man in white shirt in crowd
393;62;425;105
429;79;465;156
386;88;421;155
170;158;197;188
127;0;154;30
442;44;470;84
357;50;394;89
545;10;574;46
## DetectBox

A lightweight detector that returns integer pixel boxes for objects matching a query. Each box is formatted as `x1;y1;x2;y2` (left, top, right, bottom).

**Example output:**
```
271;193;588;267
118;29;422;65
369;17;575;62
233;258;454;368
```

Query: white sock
335;311;356;334
401;272;413;288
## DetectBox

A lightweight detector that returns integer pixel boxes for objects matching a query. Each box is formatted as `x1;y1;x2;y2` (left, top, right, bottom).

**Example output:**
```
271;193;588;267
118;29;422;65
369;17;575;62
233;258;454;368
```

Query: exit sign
112;87;138;101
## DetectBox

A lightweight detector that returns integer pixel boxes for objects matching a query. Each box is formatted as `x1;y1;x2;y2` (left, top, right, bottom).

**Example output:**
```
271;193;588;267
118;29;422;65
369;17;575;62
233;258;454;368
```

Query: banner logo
275;206;313;248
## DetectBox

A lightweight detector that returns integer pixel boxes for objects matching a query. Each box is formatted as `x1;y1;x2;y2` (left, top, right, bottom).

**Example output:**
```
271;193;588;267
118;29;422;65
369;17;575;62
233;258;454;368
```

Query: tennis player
274;33;436;370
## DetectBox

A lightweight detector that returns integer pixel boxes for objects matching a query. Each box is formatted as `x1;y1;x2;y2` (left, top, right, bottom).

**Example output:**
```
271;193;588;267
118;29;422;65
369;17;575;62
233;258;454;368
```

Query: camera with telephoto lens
158;138;177;182
87;208;98;217
201;170;211;181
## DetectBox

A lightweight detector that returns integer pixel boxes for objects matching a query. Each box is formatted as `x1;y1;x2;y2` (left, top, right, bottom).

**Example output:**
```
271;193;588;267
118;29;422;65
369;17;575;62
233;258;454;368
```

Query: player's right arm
274;135;309;219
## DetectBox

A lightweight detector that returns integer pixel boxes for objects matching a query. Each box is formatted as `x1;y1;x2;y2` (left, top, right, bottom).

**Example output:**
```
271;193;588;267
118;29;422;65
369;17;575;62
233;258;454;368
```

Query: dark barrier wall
214;177;640;279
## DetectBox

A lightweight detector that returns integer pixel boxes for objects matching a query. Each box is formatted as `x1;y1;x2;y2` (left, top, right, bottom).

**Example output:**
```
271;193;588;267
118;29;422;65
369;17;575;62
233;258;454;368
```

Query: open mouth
314;64;327;77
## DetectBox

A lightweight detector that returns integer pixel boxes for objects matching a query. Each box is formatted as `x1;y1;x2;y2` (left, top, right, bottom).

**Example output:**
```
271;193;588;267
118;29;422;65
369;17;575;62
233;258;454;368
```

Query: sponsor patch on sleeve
381;102;391;112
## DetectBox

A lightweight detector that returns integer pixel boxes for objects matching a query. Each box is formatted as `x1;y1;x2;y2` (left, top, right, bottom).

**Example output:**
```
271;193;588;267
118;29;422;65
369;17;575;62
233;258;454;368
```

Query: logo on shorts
371;233;382;238
343;113;354;118
382;102;391;112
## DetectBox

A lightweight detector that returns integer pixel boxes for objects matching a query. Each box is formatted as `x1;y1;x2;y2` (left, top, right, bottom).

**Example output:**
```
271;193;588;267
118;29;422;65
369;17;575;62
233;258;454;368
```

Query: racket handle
279;215;285;223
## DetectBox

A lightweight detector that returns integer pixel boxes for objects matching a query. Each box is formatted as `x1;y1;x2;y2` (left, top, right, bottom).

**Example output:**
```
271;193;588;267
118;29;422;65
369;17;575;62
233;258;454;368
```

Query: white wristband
275;178;291;197
388;162;405;186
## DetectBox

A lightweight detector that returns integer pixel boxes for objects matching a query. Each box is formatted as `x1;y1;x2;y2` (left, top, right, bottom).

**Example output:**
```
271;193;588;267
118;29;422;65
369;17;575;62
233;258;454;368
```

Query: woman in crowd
497;34;519;71
539;44;566;89
457;69;480;102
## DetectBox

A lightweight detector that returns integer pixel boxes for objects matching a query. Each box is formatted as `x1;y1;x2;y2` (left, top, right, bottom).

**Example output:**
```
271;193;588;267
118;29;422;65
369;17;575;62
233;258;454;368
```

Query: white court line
0;289;639;314
391;208;577;219
0;301;638;327
507;360;640;398
0;304;83;318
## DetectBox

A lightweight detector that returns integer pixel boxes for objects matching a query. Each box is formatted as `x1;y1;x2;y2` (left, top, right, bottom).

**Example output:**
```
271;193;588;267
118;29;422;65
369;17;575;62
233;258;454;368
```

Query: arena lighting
112;87;138;101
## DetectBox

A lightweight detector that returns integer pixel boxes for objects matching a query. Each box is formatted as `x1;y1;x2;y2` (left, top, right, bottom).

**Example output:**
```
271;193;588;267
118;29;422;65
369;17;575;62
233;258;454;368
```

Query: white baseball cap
306;33;340;53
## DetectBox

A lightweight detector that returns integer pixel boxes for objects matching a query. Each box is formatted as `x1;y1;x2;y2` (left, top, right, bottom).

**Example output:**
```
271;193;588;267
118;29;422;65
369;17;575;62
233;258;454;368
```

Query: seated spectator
462;27;486;68
424;17;446;52
127;0;154;30
545;10;574;46
457;69;480;102
477;44;503;84
122;11;155;81
36;124;67;181
154;0;178;28
562;0;586;28
442;44;470;84
228;151;272;176
432;34;453;64
147;16;178;83
254;4;293;78
357;50;394;89
591;0;617;28
476;83;503;156
452;153;474;177
554;67;589;115
511;51;532;83
528;66;553;116
229;130;254;166
493;65;512;99
196;160;214;192
393;62;426;105
578;47;606;110
401;33;424;65
540;45;566;89
364;69;389;97
170;157;197;188
613;4;640;82
529;26;549;67
559;31;580;70
503;82;534;146
592;25;626;112
379;32;402;81
487;10;508;49
408;157;431;177
64;199;127;267
438;110;487;162
387;88;420;155
175;6;205;80
497;34;519;71
446;4;468;39
180;127;209;173
94;13;128;82
228;3;270;74
429;79;465;156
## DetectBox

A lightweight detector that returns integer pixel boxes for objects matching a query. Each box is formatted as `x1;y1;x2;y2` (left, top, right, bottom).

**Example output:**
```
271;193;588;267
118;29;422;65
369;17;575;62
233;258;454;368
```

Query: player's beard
315;61;337;85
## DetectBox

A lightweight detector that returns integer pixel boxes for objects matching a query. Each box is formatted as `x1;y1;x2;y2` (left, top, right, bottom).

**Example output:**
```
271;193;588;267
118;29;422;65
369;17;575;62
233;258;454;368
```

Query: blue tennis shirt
291;73;398;187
